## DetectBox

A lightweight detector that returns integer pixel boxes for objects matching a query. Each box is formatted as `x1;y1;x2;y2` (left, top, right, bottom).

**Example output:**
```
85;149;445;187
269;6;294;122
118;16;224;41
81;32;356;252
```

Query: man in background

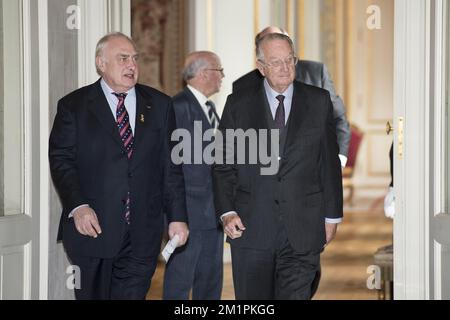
163;51;224;300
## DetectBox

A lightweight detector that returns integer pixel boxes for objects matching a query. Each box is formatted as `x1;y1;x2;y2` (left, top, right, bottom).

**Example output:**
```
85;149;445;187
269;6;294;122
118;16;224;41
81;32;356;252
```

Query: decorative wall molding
37;0;49;300
393;0;429;300
77;0;130;87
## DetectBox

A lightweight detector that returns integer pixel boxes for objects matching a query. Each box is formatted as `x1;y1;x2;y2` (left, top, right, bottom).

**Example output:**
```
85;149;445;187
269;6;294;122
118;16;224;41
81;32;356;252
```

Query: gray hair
182;57;210;81
95;32;137;76
254;26;288;46
256;33;295;61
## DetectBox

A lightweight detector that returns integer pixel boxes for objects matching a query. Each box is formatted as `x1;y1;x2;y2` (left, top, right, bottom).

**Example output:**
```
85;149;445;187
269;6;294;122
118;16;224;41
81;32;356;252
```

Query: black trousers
67;228;158;300
230;222;320;300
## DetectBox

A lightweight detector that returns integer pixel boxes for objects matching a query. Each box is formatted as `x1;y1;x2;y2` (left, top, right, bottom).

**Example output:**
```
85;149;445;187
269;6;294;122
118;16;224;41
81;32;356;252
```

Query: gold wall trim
365;0;394;125
365;0;375;125
335;0;344;97
297;0;305;58
207;0;213;51
254;0;260;36
344;0;353;119
253;0;259;65
286;0;293;36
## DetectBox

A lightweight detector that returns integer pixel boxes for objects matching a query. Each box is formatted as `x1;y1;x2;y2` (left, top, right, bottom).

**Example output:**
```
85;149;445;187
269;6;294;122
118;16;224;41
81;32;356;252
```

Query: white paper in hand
161;234;180;262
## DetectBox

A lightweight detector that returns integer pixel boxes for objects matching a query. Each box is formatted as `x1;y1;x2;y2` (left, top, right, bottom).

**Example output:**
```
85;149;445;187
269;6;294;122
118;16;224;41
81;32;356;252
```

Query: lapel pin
146;105;152;110
140;114;145;123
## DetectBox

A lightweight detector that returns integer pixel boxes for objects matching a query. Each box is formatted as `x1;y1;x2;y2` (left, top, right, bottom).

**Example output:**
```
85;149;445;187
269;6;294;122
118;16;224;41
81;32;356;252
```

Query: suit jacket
172;87;219;230
213;81;343;253
232;60;351;157
49;79;187;259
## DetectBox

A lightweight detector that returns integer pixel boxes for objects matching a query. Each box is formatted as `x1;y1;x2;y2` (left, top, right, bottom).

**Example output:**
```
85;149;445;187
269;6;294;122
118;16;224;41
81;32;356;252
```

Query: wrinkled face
257;39;296;93
202;55;224;97
96;36;139;93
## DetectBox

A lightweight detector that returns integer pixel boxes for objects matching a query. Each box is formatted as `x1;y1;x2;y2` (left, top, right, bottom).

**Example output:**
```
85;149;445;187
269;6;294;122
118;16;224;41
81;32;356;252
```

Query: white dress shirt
187;85;216;126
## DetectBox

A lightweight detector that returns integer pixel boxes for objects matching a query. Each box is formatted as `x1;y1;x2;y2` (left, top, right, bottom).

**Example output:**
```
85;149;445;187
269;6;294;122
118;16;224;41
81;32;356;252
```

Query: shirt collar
100;78;136;100
187;84;209;106
263;78;293;101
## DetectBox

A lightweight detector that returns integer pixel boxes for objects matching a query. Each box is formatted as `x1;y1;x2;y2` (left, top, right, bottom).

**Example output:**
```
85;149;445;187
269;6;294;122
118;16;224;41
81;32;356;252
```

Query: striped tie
206;100;219;128
113;92;133;224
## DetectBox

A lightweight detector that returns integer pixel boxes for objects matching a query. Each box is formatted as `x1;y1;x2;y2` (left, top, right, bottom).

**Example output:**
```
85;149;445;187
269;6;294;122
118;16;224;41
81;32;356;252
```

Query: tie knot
206;100;215;110
276;95;285;103
113;92;127;101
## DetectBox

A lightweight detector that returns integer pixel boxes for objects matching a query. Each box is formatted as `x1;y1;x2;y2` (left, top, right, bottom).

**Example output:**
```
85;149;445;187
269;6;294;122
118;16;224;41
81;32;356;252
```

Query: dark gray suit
163;87;223;300
213;80;343;299
233;60;350;157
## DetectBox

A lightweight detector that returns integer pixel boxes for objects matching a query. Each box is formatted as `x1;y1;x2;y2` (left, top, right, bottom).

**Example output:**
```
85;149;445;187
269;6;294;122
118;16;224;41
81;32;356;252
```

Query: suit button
128;173;133;178
275;200;279;205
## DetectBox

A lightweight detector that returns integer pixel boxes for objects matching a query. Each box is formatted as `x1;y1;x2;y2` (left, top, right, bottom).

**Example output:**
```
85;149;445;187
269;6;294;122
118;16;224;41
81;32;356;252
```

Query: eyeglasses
206;68;225;75
259;56;298;69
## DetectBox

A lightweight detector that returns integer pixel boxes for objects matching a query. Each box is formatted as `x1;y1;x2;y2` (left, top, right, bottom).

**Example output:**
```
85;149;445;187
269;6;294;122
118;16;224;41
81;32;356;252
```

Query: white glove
384;187;395;219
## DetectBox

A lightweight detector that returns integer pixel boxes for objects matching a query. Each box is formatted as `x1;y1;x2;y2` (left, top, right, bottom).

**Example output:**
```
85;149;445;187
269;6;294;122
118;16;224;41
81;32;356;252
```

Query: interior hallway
146;195;393;300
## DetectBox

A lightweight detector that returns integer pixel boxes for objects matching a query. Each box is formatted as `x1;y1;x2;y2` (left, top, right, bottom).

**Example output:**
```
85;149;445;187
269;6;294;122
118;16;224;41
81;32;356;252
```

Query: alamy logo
66;5;81;30
366;265;381;290
171;121;281;176
66;265;81;290
366;5;382;30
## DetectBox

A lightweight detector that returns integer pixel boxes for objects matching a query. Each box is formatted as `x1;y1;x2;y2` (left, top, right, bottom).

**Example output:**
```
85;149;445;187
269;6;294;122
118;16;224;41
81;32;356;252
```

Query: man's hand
325;222;338;246
222;214;246;239
73;206;102;238
168;222;189;246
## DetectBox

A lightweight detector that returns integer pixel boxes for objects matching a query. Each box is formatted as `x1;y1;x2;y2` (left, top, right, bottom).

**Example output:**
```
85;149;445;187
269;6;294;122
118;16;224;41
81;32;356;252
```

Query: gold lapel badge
140;114;145;123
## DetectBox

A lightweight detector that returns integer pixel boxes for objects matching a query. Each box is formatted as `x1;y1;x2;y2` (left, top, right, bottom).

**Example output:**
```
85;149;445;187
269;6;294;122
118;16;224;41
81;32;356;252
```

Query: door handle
386;121;393;135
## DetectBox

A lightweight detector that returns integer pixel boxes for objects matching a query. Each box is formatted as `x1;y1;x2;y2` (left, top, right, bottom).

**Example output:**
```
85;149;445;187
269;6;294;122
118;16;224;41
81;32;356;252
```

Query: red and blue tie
114;92;133;224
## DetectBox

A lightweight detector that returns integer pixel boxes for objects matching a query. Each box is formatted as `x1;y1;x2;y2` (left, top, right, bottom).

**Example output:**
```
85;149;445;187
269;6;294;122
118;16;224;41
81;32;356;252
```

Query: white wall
302;0;321;61
189;0;255;115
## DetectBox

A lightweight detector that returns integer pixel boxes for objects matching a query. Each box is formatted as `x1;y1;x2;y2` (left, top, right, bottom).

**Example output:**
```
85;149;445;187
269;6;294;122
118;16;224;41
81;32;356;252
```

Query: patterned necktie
206;100;219;128
275;95;286;129
114;93;134;158
113;92;133;224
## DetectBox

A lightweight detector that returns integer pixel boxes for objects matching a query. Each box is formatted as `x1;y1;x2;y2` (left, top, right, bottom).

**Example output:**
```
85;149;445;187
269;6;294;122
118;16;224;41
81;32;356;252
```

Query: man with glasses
213;33;343;300
233;26;350;169
163;51;224;300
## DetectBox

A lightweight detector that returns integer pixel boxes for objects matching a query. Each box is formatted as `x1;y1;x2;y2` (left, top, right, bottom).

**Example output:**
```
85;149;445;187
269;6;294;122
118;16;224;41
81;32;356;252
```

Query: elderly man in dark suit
49;32;189;300
163;51;224;300
213;33;343;300
233;26;350;167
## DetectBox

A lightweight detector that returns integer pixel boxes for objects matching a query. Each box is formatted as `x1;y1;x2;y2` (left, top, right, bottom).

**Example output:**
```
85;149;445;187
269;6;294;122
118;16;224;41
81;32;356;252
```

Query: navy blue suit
49;79;187;299
163;87;223;300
